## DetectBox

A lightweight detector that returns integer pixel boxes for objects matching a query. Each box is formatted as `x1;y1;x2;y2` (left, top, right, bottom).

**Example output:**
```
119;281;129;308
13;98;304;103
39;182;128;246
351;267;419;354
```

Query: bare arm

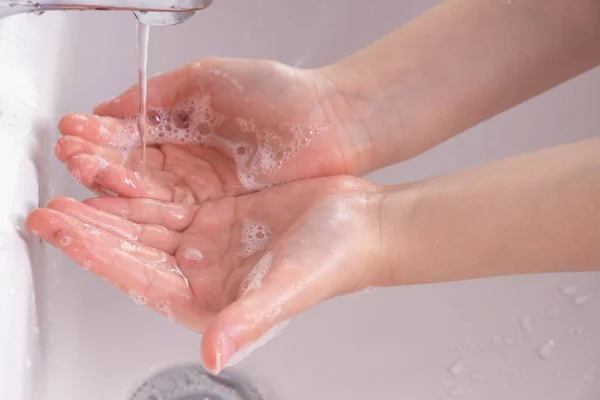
376;137;600;286
320;0;600;173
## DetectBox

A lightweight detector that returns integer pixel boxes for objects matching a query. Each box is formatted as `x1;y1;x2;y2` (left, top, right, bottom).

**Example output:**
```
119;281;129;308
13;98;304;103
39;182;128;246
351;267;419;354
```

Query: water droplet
519;316;532;332
449;361;465;377
448;386;464;397
469;373;485;381
561;285;578;296
147;110;161;126
59;236;72;247
573;295;589;306
538;341;556;360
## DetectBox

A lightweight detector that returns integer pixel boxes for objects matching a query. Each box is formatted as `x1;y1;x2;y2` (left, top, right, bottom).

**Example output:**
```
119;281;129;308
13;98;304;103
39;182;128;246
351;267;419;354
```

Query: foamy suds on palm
227;251;291;369
239;220;272;258
106;94;326;190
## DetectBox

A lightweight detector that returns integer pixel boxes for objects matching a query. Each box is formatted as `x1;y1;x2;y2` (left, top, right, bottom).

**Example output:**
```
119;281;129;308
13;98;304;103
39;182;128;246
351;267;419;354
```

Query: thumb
200;253;336;374
93;61;202;118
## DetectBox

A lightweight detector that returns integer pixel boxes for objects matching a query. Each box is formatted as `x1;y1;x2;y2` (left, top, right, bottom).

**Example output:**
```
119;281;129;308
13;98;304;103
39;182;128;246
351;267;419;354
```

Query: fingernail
214;333;235;374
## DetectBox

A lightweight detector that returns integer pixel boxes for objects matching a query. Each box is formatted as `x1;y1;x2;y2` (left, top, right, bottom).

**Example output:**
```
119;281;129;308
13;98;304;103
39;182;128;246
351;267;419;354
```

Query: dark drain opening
131;364;262;400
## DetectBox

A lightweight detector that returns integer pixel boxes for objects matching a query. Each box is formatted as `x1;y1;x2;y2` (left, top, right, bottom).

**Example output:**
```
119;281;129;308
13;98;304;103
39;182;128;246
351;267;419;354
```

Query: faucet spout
0;0;213;25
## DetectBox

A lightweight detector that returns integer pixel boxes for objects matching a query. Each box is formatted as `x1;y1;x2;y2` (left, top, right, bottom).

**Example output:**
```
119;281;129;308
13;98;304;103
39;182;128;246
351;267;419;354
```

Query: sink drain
130;364;263;400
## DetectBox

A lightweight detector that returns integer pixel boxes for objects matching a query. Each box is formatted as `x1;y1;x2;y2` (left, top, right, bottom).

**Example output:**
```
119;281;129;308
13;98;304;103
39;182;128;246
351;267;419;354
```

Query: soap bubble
59;236;72;247
182;248;204;262
70;169;82;184
129;289;148;306
52;143;61;157
239;220;272;257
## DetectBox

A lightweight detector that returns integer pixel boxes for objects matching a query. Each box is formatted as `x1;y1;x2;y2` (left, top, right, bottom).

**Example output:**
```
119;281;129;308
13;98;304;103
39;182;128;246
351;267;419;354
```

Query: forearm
321;0;600;173
377;136;600;286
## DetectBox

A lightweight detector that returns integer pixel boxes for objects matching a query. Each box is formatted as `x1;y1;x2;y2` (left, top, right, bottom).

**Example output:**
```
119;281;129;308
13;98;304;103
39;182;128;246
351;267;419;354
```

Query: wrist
312;62;405;175
368;183;424;288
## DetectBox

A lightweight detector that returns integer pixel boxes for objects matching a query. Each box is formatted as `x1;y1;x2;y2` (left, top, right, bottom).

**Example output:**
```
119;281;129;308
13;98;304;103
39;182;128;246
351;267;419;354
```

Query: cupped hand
26;176;384;373
55;58;369;203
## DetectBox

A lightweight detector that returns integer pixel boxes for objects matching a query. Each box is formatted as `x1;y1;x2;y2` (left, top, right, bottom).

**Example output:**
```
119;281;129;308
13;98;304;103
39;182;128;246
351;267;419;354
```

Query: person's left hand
53;58;372;202
27;176;386;373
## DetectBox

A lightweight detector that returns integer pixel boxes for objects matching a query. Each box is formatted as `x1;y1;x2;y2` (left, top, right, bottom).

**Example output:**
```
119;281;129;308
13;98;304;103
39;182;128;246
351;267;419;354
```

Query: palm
27;176;380;370
56;58;358;202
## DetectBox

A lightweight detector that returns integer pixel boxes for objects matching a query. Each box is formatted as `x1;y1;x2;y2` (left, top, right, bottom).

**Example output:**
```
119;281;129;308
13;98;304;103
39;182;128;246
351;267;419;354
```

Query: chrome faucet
0;0;213;26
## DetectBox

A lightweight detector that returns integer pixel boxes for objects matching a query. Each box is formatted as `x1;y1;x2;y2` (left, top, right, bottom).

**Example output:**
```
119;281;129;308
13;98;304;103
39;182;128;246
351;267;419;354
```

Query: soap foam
224;251;290;368
156;300;172;314
59;236;72;247
240;252;273;295
155;262;190;288
226;320;290;368
182;248;204;262
52;142;61;157
92;155;110;179
70;169;82;184
156;300;176;322
239;220;271;258
106;94;326;190
129;288;148;306
120;240;137;252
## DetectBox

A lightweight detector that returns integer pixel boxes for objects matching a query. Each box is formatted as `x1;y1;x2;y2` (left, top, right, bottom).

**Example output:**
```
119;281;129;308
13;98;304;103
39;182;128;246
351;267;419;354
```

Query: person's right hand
54;58;373;203
26;176;388;374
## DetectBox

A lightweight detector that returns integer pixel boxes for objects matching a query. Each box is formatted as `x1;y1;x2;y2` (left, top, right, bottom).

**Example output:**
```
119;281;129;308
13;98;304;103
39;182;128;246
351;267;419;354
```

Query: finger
26;208;206;329
64;153;110;193
67;154;175;201
200;253;330;374
94;62;201;117
55;136;124;165
83;197;197;232
47;197;181;254
59;114;128;146
56;132;166;172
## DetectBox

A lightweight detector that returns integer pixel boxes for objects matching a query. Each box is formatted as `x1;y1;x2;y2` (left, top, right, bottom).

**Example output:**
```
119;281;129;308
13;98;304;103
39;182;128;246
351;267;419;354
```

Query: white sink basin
2;1;600;399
